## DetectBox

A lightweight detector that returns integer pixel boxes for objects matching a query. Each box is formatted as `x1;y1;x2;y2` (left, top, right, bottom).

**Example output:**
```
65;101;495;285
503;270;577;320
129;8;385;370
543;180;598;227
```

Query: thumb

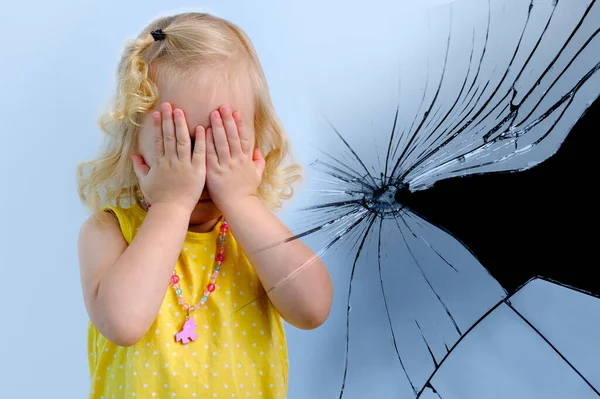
253;148;266;177
131;154;150;180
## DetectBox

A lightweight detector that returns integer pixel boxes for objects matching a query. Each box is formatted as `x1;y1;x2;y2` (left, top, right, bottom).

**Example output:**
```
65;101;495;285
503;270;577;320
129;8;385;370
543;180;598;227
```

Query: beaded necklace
140;198;228;344
170;218;228;344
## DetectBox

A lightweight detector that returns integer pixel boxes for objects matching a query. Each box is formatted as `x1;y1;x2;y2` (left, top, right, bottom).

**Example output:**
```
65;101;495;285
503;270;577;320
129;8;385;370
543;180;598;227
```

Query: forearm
222;197;333;329
95;203;191;345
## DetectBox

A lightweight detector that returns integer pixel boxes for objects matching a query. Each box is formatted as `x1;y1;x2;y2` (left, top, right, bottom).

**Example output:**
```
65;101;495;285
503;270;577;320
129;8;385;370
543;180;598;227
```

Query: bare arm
78;203;192;347
204;105;333;330
223;197;333;330
78;103;207;346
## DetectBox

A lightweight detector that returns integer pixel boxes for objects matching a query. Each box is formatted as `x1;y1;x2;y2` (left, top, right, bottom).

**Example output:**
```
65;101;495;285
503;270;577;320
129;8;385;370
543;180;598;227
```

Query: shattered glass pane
428;291;599;399
393;0;599;191
338;215;506;397
256;0;600;398
509;278;600;389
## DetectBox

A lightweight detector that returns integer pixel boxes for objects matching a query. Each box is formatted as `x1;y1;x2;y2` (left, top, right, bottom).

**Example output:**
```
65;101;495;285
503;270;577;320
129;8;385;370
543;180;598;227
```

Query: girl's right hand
132;102;206;213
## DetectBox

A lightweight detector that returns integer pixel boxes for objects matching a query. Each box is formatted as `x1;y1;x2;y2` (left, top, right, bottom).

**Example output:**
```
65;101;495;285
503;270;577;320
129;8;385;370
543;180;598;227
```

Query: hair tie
151;29;166;41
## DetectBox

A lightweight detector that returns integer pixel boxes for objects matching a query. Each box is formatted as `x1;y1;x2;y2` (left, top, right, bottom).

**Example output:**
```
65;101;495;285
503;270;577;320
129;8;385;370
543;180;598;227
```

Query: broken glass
245;0;600;398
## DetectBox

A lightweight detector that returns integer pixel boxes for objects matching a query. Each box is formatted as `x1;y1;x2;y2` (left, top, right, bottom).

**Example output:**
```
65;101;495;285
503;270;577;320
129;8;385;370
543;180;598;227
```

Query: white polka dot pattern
89;205;289;398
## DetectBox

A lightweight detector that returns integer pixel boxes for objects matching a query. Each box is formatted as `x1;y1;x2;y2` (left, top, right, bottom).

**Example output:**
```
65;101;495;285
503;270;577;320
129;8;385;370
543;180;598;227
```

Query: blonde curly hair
77;12;302;218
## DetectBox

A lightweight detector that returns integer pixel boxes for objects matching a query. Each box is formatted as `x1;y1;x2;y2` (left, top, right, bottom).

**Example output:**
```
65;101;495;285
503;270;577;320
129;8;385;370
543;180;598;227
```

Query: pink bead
212;272;219;279
210;279;216;285
188;306;195;312
172;283;179;289
222;221;228;229
182;304;189;310
171;275;179;284
204;291;210;297
207;283;216;292
216;254;225;262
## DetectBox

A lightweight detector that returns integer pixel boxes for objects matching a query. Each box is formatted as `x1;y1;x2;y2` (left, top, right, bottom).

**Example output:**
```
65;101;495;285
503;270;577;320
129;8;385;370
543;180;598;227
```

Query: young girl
77;12;333;399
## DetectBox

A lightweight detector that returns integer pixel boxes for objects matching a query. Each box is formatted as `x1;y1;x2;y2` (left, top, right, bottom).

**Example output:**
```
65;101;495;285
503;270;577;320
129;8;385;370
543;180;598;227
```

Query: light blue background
2;1;599;398
0;1;449;398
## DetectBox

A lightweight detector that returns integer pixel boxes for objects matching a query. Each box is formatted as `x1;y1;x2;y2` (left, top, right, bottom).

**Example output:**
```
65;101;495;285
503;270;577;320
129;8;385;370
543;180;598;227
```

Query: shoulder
78;211;124;249
80;204;140;244
78;210;129;260
78;212;128;293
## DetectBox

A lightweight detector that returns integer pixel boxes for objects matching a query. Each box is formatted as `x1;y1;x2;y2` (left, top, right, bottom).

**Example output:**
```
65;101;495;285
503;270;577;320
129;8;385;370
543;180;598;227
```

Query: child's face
137;68;256;224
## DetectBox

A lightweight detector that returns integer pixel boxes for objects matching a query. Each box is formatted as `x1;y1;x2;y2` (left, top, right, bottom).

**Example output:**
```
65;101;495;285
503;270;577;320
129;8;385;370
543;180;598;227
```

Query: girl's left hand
205;105;265;212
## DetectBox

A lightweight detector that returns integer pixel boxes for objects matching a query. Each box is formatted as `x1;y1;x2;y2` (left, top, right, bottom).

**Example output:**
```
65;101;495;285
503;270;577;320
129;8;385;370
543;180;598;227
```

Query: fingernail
213;111;221;120
173;109;183;118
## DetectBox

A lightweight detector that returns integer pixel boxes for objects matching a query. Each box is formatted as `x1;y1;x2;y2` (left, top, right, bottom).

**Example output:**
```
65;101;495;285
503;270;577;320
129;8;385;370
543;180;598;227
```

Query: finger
210;109;231;164
151;111;164;159
220;105;242;157
161;103;177;161
192;125;206;169
253;148;266;177
131;154;150;180
233;111;253;156
173;108;192;163
205;127;220;168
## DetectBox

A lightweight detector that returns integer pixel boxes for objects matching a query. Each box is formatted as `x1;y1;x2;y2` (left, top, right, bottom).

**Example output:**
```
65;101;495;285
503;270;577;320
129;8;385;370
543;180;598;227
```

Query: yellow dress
87;203;288;398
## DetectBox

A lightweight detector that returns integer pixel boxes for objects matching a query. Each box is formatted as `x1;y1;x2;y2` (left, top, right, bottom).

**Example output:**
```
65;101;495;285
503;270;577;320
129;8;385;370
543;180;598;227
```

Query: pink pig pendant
175;317;198;344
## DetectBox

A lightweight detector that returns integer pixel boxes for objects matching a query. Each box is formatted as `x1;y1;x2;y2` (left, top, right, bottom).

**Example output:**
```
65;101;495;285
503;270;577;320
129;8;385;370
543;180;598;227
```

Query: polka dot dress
88;203;288;398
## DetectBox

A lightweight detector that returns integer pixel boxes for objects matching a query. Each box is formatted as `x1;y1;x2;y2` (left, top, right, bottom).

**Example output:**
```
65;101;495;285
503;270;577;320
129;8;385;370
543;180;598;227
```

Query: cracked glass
244;0;600;398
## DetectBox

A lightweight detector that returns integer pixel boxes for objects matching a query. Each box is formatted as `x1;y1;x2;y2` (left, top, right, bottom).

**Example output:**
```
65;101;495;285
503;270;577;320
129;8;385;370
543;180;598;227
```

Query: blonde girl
77;12;333;399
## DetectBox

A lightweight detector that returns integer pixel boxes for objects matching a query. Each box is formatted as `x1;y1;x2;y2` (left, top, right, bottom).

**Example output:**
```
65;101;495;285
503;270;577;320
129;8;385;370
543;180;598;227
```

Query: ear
252;148;266;177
